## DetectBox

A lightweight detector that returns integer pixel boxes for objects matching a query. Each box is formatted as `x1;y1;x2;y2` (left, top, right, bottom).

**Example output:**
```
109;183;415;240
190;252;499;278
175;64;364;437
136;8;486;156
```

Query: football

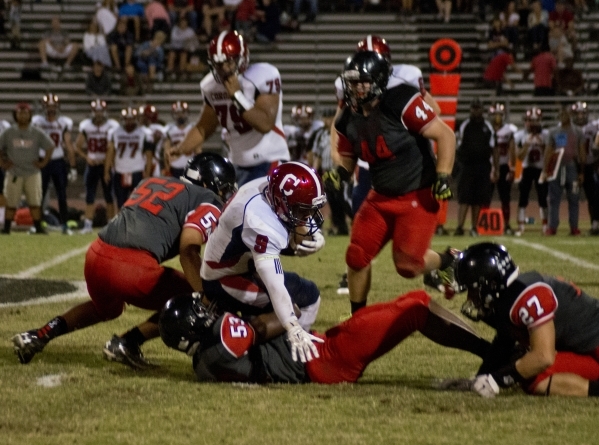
288;230;313;251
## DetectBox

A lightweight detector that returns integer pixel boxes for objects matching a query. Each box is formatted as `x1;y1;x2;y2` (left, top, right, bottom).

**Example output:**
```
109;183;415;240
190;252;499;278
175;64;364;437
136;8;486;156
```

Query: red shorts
346;188;439;277
84;238;193;320
306;291;431;384
526;349;599;393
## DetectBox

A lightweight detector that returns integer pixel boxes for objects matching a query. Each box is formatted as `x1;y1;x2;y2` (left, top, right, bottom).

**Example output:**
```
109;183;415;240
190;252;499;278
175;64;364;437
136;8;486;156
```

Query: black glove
323;166;350;192
432;173;452;201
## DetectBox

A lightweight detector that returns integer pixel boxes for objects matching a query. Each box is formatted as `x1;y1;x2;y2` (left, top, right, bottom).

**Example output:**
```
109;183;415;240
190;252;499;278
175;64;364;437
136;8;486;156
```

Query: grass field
2;228;599;445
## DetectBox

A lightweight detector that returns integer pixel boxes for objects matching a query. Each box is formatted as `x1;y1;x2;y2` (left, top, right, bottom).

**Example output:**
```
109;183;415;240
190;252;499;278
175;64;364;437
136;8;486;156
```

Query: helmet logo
280;174;300;196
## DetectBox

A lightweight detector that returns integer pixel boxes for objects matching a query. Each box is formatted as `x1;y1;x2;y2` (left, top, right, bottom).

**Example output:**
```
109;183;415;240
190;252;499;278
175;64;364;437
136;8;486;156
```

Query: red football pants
527;349;599;393
306;291;431;384
84;238;193;320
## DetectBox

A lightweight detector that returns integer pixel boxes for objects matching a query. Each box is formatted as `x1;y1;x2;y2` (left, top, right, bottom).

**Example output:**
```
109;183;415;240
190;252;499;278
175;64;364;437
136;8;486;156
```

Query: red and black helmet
266;162;327;235
488;102;505;115
121;106;138;132
208;31;249;83
356;35;391;61
91;99;108;121
139;104;158;124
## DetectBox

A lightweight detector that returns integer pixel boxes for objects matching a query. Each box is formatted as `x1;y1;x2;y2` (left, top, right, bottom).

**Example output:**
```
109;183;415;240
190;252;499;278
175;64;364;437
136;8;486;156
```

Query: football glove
432;173;452;201
284;321;324;363
295;230;325;256
68;168;77;183
322;166;350;192
472;374;500;398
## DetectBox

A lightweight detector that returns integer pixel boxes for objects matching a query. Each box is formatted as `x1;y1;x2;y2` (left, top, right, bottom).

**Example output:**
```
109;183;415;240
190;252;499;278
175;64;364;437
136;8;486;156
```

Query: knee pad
393;250;423;278
346;242;371;271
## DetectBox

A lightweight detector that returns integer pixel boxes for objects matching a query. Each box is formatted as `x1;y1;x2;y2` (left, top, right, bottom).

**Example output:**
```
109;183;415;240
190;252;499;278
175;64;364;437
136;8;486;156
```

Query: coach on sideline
0;102;55;235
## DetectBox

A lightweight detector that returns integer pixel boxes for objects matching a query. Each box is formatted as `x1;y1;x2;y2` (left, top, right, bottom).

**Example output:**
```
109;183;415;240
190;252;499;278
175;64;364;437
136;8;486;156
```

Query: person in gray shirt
0;102;55;234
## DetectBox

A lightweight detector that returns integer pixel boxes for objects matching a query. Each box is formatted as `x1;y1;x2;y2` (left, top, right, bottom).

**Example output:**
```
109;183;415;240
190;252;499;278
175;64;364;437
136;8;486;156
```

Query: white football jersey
200;63;289;167
78;118;120;162
0;120;11;133
164;122;194;169
109;125;152;173
334;63;424;102
284;119;324;164
581;119;599;165
516;128;548;169
495;123;518;166
201;177;289;307
32;114;73;160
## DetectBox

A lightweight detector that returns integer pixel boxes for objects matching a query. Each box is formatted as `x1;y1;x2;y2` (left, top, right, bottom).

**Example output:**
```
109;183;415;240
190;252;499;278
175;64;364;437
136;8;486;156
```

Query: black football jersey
335;84;438;196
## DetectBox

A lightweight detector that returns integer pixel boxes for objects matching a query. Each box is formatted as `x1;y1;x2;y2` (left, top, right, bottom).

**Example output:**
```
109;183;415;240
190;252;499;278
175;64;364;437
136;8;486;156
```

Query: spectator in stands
554;57;585;96
523;44;556;96
487;17;511;55
7;0;21;50
38;16;81;70
547;18;573;66
83;19;112;67
135;31;167;93
0;103;55;235
145;0;172;38
118;0;145;42
108;17;134;73
86;60;113;96
167;0;198;32
293;0;317;22
200;0;226;41
499;1;521;52
235;0;257;41
166;15;197;79
435;0;451;23
482;48;521;95
95;0;118;35
120;63;144;96
542;104;585;236
527;0;548;53
548;0;575;43
255;0;280;44
454;99;495;237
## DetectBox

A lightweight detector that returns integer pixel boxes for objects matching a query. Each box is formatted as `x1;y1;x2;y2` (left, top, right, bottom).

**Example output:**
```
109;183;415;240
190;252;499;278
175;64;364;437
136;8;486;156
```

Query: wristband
232;91;253;113
491;361;525;388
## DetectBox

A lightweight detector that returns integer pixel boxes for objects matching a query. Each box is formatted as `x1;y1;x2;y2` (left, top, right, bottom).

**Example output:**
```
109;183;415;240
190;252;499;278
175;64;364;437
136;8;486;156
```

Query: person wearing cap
0;102;55;234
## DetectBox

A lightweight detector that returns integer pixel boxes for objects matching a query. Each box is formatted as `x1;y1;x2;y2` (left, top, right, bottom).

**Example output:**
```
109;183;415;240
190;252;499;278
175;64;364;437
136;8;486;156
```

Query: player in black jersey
12;153;237;369
452;242;599;397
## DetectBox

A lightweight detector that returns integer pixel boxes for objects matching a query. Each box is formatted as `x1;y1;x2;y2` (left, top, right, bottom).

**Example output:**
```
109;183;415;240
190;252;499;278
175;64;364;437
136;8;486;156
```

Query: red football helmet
208;31;249;84
570;101;588;126
139;104;158;124
291;104;314;130
488;102;505;115
356;35;391;61
121;106;138;132
42;93;59;119
524;107;542;134
171;100;189;125
91;99;108;123
266;162;327;235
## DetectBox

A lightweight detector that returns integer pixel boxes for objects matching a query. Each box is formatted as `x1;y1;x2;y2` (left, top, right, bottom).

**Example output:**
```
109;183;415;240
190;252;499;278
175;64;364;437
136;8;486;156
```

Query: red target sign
429;39;462;72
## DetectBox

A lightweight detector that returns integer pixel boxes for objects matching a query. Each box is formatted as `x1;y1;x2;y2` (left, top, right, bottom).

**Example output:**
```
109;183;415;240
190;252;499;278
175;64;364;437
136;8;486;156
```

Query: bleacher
2;0;599;139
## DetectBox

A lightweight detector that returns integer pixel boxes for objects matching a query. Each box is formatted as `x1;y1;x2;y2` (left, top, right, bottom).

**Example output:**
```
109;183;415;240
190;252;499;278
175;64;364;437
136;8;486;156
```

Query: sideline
507;238;599;271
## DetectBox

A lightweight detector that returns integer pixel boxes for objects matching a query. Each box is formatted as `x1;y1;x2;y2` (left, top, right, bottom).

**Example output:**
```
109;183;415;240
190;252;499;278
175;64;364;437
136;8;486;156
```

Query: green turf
1;230;599;444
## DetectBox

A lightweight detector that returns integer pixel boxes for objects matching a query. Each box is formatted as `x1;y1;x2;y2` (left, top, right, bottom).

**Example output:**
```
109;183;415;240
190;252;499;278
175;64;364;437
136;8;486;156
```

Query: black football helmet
183;153;237;201
341;50;392;110
159;293;218;355
454;242;520;321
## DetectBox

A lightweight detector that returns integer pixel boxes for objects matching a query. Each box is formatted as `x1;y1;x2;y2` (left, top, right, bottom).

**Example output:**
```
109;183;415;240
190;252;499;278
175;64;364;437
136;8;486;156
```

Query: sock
0;206;5;224
439;250;454;270
37;316;69;341
123;327;147;348
351;301;366;314
3;219;11;233
34;219;44;232
588;380;599;397
84;218;93;229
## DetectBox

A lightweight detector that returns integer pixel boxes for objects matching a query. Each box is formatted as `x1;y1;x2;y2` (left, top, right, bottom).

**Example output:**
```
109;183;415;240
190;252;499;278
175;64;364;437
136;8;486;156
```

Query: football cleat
12;330;48;364
79;227;93;235
337;273;349;295
102;335;158;370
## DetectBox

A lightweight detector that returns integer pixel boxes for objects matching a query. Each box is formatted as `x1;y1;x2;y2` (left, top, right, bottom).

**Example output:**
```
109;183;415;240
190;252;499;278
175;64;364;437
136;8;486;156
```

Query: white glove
295;230;325;257
284;321;324;363
68;168;77;183
472;374;500;398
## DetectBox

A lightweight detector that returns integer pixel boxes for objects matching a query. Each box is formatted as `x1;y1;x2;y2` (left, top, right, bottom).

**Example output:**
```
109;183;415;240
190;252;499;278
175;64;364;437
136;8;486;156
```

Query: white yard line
3;245;90;279
507;238;599;271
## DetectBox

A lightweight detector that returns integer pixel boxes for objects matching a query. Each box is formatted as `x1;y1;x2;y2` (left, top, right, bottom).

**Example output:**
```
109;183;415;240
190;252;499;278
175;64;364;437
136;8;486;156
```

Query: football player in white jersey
104;107;155;210
138;104;166;177
514;107;549;235
163;101;195;178
489;102;518;235
0;118;11;225
571;101;599;235
283;103;324;165
170;31;289;186
201;162;327;363
74;99;120;234
31;93;77;234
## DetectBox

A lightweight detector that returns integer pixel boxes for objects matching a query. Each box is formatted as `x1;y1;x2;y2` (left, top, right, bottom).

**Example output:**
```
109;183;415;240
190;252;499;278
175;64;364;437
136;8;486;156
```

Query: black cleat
102;335;158;370
12;330;47;364
336;273;349;295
